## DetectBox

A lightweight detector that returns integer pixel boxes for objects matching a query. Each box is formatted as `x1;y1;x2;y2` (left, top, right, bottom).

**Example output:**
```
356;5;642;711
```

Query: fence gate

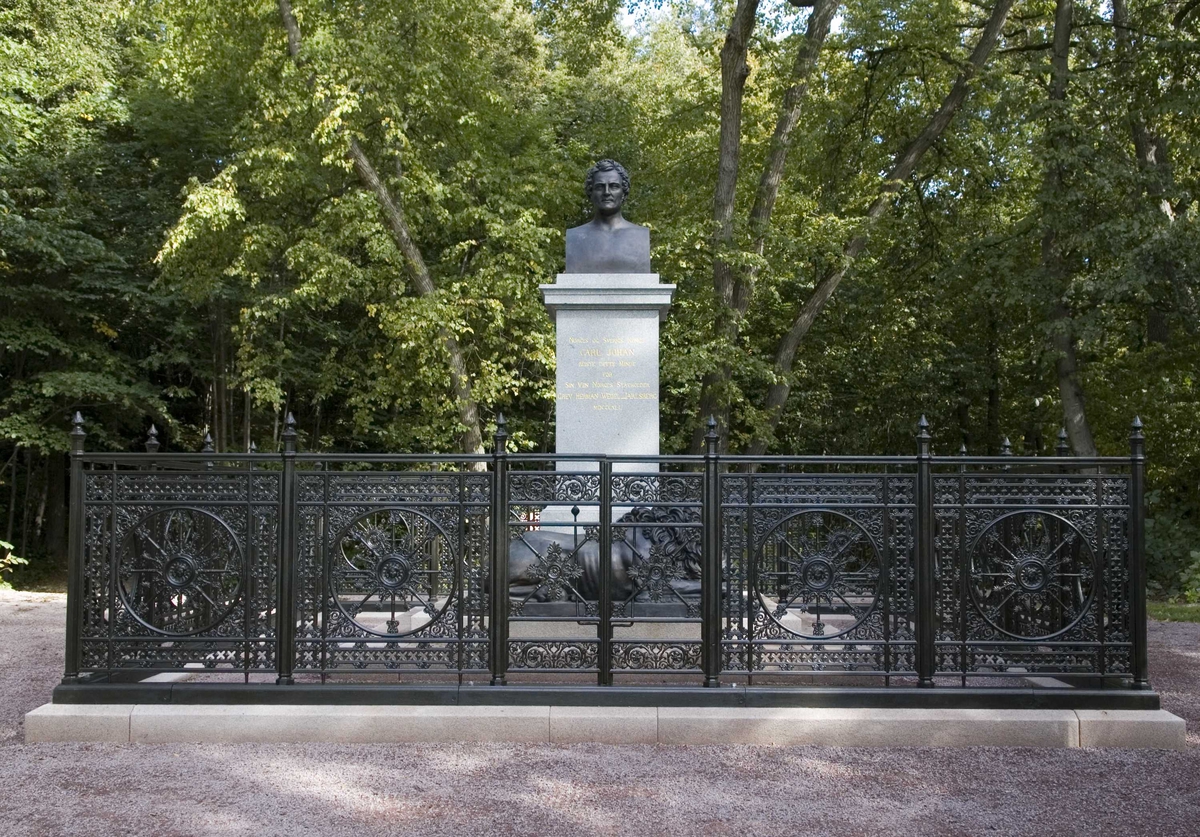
500;457;707;686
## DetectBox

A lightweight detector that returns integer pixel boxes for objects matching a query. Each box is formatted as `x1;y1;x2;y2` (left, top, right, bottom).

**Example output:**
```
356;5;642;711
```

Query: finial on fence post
705;414;719;455
276;410;298;685
489;412;510;686
145;424;160;454
916;415;931;456
701;414;721;687
1000;436;1012;456
1129;415;1149;689
201;431;215;470
64;411;87;683
1056;427;1070;457
70;412;86;454
494;413;509;453
914;415;934;688
249;441;258;454
1130;416;1145;459
282;412;298;454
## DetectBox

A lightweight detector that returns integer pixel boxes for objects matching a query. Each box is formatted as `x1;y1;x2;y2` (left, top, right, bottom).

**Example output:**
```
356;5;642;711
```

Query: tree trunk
693;0;837;452
1113;0;1174;221
1051;304;1096;456
33;453;48;541
1147;308;1169;345
746;0;1016;455
1041;0;1097;457
19;448;32;558
278;0;484;455
1023;355;1044;454
346;141;484;456
693;0;760;452
1112;0;1195;338
5;447;19;547
739;0;838;326
44;452;66;564
955;386;970;450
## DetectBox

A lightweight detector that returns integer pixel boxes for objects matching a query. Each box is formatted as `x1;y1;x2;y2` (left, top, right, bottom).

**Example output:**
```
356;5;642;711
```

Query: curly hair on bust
584;159;630;200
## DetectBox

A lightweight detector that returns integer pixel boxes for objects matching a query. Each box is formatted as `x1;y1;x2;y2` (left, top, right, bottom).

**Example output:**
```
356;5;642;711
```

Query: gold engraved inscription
560;334;655;411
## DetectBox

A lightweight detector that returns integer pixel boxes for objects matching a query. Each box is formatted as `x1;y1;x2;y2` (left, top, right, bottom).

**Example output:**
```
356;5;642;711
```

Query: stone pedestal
538;273;674;526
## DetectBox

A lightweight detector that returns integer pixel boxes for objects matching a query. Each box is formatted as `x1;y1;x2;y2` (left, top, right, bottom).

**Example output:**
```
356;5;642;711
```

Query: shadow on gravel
2;592;1199;837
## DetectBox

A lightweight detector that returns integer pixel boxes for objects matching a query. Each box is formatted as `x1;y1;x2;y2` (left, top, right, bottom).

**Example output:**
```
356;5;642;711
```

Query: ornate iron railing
58;414;1152;705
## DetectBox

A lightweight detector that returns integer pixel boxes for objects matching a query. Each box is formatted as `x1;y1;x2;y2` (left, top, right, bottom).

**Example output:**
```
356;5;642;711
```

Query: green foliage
0;540;28;590
0;0;1197;595
1146;490;1200;600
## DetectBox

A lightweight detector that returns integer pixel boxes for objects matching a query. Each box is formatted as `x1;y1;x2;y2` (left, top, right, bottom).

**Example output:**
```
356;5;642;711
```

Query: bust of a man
565;159;651;274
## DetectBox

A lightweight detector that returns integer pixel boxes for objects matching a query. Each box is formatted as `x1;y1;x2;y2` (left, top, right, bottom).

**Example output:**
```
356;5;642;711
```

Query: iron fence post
598;457;613;686
1130;417;1149;689
62;412;86;684
702;417;721;687
489;416;509;686
275;413;297;685
916;416;936;688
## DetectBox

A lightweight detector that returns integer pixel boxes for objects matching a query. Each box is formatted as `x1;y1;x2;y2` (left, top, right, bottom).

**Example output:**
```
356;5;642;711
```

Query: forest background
2;0;1198;597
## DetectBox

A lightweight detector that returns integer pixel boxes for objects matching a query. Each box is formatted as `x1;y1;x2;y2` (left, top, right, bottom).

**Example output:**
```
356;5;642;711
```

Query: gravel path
2;590;1198;836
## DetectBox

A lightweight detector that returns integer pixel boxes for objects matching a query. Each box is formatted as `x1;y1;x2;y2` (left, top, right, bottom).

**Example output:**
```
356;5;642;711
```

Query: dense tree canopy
1;0;1197;593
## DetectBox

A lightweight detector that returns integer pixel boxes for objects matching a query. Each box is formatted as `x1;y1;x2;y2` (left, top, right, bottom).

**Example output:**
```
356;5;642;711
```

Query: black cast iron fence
57;414;1152;706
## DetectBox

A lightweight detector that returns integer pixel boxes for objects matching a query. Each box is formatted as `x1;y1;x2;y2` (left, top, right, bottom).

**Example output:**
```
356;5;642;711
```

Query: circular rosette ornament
526;541;584;602
627;543;683;602
754;510;881;639
969;511;1096;640
118;508;244;636
332;509;453;636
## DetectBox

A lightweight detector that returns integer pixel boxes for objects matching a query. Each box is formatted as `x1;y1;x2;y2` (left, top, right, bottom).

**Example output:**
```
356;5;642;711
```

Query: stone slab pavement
3;589;1199;836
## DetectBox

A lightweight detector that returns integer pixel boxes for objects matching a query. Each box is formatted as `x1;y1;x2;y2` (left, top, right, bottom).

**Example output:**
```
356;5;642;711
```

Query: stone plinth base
25;704;1185;748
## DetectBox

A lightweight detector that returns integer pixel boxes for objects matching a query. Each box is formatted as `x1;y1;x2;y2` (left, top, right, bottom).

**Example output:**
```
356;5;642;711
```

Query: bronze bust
565;160;651;273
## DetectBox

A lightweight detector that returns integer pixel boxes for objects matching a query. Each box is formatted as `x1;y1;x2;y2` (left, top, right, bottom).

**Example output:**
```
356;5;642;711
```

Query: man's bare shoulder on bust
564;160;651;274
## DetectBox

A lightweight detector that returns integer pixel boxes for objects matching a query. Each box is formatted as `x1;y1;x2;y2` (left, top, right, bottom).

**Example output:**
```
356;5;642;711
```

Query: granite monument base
538;273;674;527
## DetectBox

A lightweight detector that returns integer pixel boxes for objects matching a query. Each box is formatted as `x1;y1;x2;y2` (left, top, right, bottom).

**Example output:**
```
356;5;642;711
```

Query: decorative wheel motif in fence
755;510;881;640
968;510;1096;640
117;507;243;636
332;508;453;636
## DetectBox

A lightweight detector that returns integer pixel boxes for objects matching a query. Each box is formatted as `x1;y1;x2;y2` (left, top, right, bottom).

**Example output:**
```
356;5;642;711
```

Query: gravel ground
2;590;1198;836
